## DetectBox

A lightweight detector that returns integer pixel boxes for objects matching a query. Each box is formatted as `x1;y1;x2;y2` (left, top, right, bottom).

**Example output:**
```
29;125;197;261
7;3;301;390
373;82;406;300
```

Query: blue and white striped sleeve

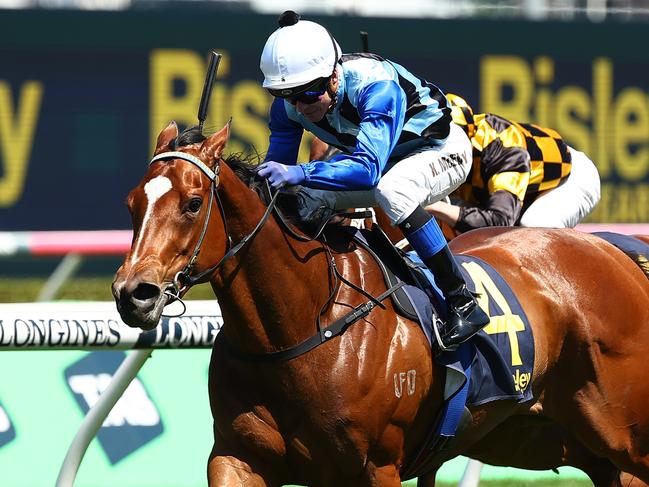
301;80;406;190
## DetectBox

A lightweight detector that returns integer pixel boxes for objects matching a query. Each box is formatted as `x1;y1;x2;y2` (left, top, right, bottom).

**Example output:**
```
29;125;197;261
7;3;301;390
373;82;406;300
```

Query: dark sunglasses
268;77;330;105
287;90;327;105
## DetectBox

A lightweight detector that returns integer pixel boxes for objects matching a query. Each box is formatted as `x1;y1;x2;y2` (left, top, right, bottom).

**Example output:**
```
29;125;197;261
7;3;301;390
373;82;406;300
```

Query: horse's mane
172;125;262;189
173;125;304;226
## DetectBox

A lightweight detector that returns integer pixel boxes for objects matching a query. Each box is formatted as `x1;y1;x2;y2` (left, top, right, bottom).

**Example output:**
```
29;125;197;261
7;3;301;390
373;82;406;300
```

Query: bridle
148;150;281;311
147;149;403;361
149;149;369;302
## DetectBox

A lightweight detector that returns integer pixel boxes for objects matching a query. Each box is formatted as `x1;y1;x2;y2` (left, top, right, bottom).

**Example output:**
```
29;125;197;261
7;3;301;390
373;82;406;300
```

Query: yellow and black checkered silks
446;93;476;139
446;94;572;207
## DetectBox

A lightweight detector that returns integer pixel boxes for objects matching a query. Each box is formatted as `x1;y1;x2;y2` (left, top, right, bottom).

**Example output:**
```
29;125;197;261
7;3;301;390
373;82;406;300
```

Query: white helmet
260;11;341;92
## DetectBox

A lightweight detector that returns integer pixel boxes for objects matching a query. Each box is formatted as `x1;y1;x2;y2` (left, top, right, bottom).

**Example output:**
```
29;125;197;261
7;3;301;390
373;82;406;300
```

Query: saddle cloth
407;251;536;408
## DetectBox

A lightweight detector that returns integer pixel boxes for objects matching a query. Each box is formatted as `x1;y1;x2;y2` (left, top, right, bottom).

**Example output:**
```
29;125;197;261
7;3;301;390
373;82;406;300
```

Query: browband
150;151;218;181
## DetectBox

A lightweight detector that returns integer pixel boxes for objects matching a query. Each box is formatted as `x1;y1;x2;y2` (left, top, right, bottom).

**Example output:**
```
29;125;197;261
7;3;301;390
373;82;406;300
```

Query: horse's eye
187;197;202;213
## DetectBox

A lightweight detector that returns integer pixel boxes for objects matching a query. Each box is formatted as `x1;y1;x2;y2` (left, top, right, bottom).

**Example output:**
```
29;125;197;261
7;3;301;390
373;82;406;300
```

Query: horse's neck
211;167;329;353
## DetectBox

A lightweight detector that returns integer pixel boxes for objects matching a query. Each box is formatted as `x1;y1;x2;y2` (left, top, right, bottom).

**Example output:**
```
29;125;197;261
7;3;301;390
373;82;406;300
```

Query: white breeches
519;147;601;228
326;123;472;224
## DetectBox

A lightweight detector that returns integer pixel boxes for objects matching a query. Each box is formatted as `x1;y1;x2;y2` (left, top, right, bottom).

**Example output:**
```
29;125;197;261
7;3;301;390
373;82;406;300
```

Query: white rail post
55;348;153;487
458;459;484;487
37;252;84;302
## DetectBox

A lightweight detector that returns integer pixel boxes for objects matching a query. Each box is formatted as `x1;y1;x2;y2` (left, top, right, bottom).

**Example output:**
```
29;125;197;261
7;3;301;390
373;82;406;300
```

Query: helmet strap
326;85;337;113
324;29;339;114
326;69;339;113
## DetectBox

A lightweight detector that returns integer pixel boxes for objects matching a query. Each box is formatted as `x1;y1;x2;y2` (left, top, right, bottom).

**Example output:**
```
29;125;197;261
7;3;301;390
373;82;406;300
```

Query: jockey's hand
257;161;305;189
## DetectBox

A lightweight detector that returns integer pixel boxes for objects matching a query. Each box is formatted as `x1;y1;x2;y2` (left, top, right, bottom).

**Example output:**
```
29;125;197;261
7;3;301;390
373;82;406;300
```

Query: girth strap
219;281;404;363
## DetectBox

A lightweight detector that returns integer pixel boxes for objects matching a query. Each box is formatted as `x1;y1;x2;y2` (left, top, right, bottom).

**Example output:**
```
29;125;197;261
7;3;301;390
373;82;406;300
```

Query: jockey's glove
258;161;306;189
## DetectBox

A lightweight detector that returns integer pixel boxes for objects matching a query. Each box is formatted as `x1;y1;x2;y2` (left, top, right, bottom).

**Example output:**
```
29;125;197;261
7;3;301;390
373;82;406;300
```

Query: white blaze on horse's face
130;175;172;263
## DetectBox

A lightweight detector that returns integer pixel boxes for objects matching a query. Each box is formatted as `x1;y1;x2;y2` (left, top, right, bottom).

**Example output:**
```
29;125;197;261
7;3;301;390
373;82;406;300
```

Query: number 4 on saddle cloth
332;225;535;446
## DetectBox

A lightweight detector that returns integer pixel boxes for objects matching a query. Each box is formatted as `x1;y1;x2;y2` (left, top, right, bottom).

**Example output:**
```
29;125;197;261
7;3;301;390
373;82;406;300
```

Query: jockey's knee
294;187;338;222
374;184;420;226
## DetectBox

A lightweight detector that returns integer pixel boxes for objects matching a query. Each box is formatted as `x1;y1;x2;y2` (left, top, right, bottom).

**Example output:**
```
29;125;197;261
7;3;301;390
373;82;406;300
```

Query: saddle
325;223;440;342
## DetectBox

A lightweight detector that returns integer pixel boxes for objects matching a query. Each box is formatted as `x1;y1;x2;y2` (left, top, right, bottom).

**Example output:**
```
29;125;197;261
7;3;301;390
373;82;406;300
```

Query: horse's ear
200;120;231;165
154;121;179;155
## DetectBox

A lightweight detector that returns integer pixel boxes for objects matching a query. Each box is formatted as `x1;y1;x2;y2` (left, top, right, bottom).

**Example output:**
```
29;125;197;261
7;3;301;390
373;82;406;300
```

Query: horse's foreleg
207;451;268;487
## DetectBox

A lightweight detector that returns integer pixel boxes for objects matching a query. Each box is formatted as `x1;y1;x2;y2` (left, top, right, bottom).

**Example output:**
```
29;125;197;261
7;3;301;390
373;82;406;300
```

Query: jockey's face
291;70;338;123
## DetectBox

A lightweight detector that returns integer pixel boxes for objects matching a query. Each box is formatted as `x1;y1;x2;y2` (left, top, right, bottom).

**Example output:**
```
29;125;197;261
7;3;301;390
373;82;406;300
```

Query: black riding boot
423;246;489;351
399;206;489;351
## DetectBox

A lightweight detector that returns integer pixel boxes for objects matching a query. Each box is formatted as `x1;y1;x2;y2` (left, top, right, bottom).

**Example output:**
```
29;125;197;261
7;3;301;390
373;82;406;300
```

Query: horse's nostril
132;283;161;302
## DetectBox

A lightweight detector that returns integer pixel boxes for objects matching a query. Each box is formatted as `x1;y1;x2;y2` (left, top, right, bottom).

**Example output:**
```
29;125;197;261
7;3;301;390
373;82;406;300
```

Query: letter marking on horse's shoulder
394;369;417;398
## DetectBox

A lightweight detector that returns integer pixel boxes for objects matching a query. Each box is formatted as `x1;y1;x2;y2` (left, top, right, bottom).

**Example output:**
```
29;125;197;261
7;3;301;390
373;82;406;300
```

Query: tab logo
0;400;16;448
65;352;163;464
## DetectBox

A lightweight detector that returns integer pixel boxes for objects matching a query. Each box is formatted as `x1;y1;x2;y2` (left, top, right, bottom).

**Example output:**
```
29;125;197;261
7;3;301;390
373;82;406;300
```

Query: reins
148;150;403;361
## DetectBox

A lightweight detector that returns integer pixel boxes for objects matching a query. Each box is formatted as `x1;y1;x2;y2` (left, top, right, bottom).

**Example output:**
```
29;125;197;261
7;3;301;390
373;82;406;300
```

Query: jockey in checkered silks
424;94;601;234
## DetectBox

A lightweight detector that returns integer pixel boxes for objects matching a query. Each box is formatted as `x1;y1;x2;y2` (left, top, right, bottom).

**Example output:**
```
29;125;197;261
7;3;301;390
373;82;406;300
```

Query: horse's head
112;121;231;330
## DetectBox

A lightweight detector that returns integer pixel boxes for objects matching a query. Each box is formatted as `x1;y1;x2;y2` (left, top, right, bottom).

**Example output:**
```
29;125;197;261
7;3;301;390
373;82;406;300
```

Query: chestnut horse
113;122;649;487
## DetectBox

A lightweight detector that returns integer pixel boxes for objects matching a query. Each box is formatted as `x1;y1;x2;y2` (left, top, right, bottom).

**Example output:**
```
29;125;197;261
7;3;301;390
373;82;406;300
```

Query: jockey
426;94;601;233
257;11;489;351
